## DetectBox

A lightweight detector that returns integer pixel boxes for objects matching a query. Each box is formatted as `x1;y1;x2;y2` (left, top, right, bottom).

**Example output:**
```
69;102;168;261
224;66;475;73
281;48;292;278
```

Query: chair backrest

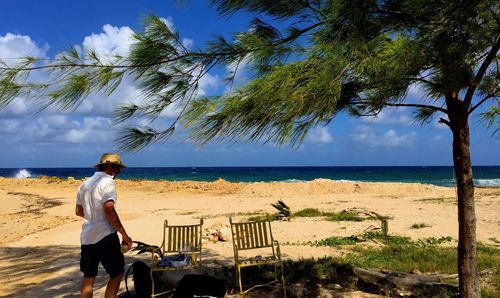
229;217;275;251
162;219;203;257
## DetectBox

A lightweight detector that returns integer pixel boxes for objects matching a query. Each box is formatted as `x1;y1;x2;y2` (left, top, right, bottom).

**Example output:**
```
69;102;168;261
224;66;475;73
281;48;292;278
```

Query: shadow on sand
0;245;236;297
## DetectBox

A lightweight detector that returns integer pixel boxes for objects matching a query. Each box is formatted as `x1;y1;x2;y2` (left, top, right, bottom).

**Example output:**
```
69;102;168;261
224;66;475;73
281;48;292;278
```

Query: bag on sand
125;261;162;298
171;274;226;298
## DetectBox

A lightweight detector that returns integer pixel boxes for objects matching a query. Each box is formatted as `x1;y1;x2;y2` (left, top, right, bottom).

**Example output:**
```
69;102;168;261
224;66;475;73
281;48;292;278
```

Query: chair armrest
151;247;162;266
273;239;282;258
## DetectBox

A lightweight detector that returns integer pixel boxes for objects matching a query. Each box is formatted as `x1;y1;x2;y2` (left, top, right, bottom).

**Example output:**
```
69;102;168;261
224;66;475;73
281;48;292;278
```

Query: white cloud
82;24;135;58
0;18;225;151
0;97;30;116
307;126;334;144
59;117;114;143
0;33;48;65
0;34;49;116
351;128;417;148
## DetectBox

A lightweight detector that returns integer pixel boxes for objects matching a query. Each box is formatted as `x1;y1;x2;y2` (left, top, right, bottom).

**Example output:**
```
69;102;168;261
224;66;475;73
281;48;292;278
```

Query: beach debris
271;200;291;221
353;267;459;296
202;223;231;243
362;211;390;244
130;240;163;258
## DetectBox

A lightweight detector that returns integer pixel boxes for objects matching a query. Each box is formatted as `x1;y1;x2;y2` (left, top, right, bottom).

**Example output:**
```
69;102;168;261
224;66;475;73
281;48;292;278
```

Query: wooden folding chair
150;218;204;298
229;217;286;297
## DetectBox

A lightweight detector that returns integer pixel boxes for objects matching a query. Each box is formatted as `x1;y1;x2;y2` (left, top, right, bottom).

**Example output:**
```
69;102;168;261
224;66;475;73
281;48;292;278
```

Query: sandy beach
0;176;498;297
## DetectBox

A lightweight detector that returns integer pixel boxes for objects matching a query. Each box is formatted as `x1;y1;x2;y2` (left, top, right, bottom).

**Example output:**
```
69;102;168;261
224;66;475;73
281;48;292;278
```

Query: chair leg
150;270;155;298
236;266;244;297
280;262;287;298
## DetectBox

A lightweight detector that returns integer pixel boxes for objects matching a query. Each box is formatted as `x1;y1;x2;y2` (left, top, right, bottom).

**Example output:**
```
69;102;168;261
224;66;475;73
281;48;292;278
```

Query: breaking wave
14;169;33;179
475;178;500;187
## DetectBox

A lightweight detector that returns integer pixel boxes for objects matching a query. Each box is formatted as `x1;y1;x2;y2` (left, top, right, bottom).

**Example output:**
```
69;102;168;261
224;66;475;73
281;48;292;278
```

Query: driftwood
353;267;496;287
353;267;445;288
352;267;464;296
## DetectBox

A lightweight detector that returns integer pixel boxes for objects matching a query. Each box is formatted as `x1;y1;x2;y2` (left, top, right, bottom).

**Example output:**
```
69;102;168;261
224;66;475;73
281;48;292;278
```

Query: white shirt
76;171;117;245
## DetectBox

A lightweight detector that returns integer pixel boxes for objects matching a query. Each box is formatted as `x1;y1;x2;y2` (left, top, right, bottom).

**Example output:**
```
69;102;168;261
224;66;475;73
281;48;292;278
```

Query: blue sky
0;0;498;168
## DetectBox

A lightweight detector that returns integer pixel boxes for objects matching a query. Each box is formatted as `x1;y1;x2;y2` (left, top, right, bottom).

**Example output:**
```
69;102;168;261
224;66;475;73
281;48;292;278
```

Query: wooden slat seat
230;217;286;297
150;218;204;298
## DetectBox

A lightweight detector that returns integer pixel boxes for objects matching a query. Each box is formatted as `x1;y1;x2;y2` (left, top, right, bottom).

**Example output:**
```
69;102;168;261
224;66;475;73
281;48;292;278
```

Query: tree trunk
449;101;480;297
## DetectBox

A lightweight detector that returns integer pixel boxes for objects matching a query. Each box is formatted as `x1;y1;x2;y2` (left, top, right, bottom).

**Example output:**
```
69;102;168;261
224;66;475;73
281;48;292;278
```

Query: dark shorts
80;233;125;278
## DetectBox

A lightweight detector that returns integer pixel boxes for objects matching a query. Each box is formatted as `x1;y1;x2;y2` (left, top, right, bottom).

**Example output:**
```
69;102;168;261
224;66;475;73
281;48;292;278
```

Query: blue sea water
1;166;499;187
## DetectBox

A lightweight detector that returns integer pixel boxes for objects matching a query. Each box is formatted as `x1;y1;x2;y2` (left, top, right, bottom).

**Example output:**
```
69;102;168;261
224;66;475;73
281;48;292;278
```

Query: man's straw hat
94;153;127;168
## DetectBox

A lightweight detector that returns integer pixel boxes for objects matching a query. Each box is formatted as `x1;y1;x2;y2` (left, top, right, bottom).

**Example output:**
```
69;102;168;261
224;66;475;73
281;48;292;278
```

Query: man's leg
104;272;123;298
99;234;125;298
80;243;98;298
81;276;95;298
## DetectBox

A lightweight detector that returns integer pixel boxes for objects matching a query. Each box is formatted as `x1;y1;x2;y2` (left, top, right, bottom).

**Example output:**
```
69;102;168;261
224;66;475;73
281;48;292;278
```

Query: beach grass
343;244;499;297
410;223;432;229
292;208;365;222
325;211;365;222
244;208;366;222
219;243;499;297
278;243;500;297
246;214;278;221
293;208;323;217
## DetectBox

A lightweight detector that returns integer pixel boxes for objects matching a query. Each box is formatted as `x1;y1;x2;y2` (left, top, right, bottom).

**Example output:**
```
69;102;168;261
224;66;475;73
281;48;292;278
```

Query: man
75;153;133;298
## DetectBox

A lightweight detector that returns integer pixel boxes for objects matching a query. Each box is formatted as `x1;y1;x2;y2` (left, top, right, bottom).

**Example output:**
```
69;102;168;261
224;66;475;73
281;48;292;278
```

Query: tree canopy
1;0;498;151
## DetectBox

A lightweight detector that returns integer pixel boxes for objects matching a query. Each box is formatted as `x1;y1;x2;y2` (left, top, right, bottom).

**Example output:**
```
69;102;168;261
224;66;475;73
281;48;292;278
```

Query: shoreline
4;175;500;188
2;166;499;187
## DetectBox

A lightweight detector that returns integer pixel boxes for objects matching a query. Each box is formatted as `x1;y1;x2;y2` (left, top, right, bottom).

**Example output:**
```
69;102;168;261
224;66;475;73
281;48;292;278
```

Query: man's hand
121;233;133;250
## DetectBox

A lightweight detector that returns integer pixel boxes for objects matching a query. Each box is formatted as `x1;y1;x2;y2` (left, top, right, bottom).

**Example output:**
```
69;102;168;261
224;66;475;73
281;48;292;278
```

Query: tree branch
439;118;451;127
280;22;323;44
468;93;498;115
351;101;448;113
463;36;500;107
383;103;447;113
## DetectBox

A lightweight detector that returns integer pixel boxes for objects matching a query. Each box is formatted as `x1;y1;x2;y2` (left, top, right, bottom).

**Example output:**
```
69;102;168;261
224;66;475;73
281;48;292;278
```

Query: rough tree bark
448;97;480;298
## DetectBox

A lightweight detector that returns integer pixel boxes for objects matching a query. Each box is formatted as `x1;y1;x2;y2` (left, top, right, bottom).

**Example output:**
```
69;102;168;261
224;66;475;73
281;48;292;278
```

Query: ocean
1;166;499;187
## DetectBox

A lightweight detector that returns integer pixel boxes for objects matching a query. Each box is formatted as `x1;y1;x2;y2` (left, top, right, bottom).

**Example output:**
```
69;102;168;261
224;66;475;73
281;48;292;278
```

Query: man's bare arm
75;204;84;217
103;201;133;249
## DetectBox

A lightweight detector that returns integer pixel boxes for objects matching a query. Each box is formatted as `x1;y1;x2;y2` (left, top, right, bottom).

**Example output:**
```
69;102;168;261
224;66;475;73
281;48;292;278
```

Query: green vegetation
363;211;390;244
325;211;364;222
411;223;432;229
283;232;453;248
293;243;498;296
293;208;322;217
227;243;499;297
272;243;499;297
200;210;264;219
292;208;365;222
315;236;359;246
362;231;453;247
246;214;277;221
